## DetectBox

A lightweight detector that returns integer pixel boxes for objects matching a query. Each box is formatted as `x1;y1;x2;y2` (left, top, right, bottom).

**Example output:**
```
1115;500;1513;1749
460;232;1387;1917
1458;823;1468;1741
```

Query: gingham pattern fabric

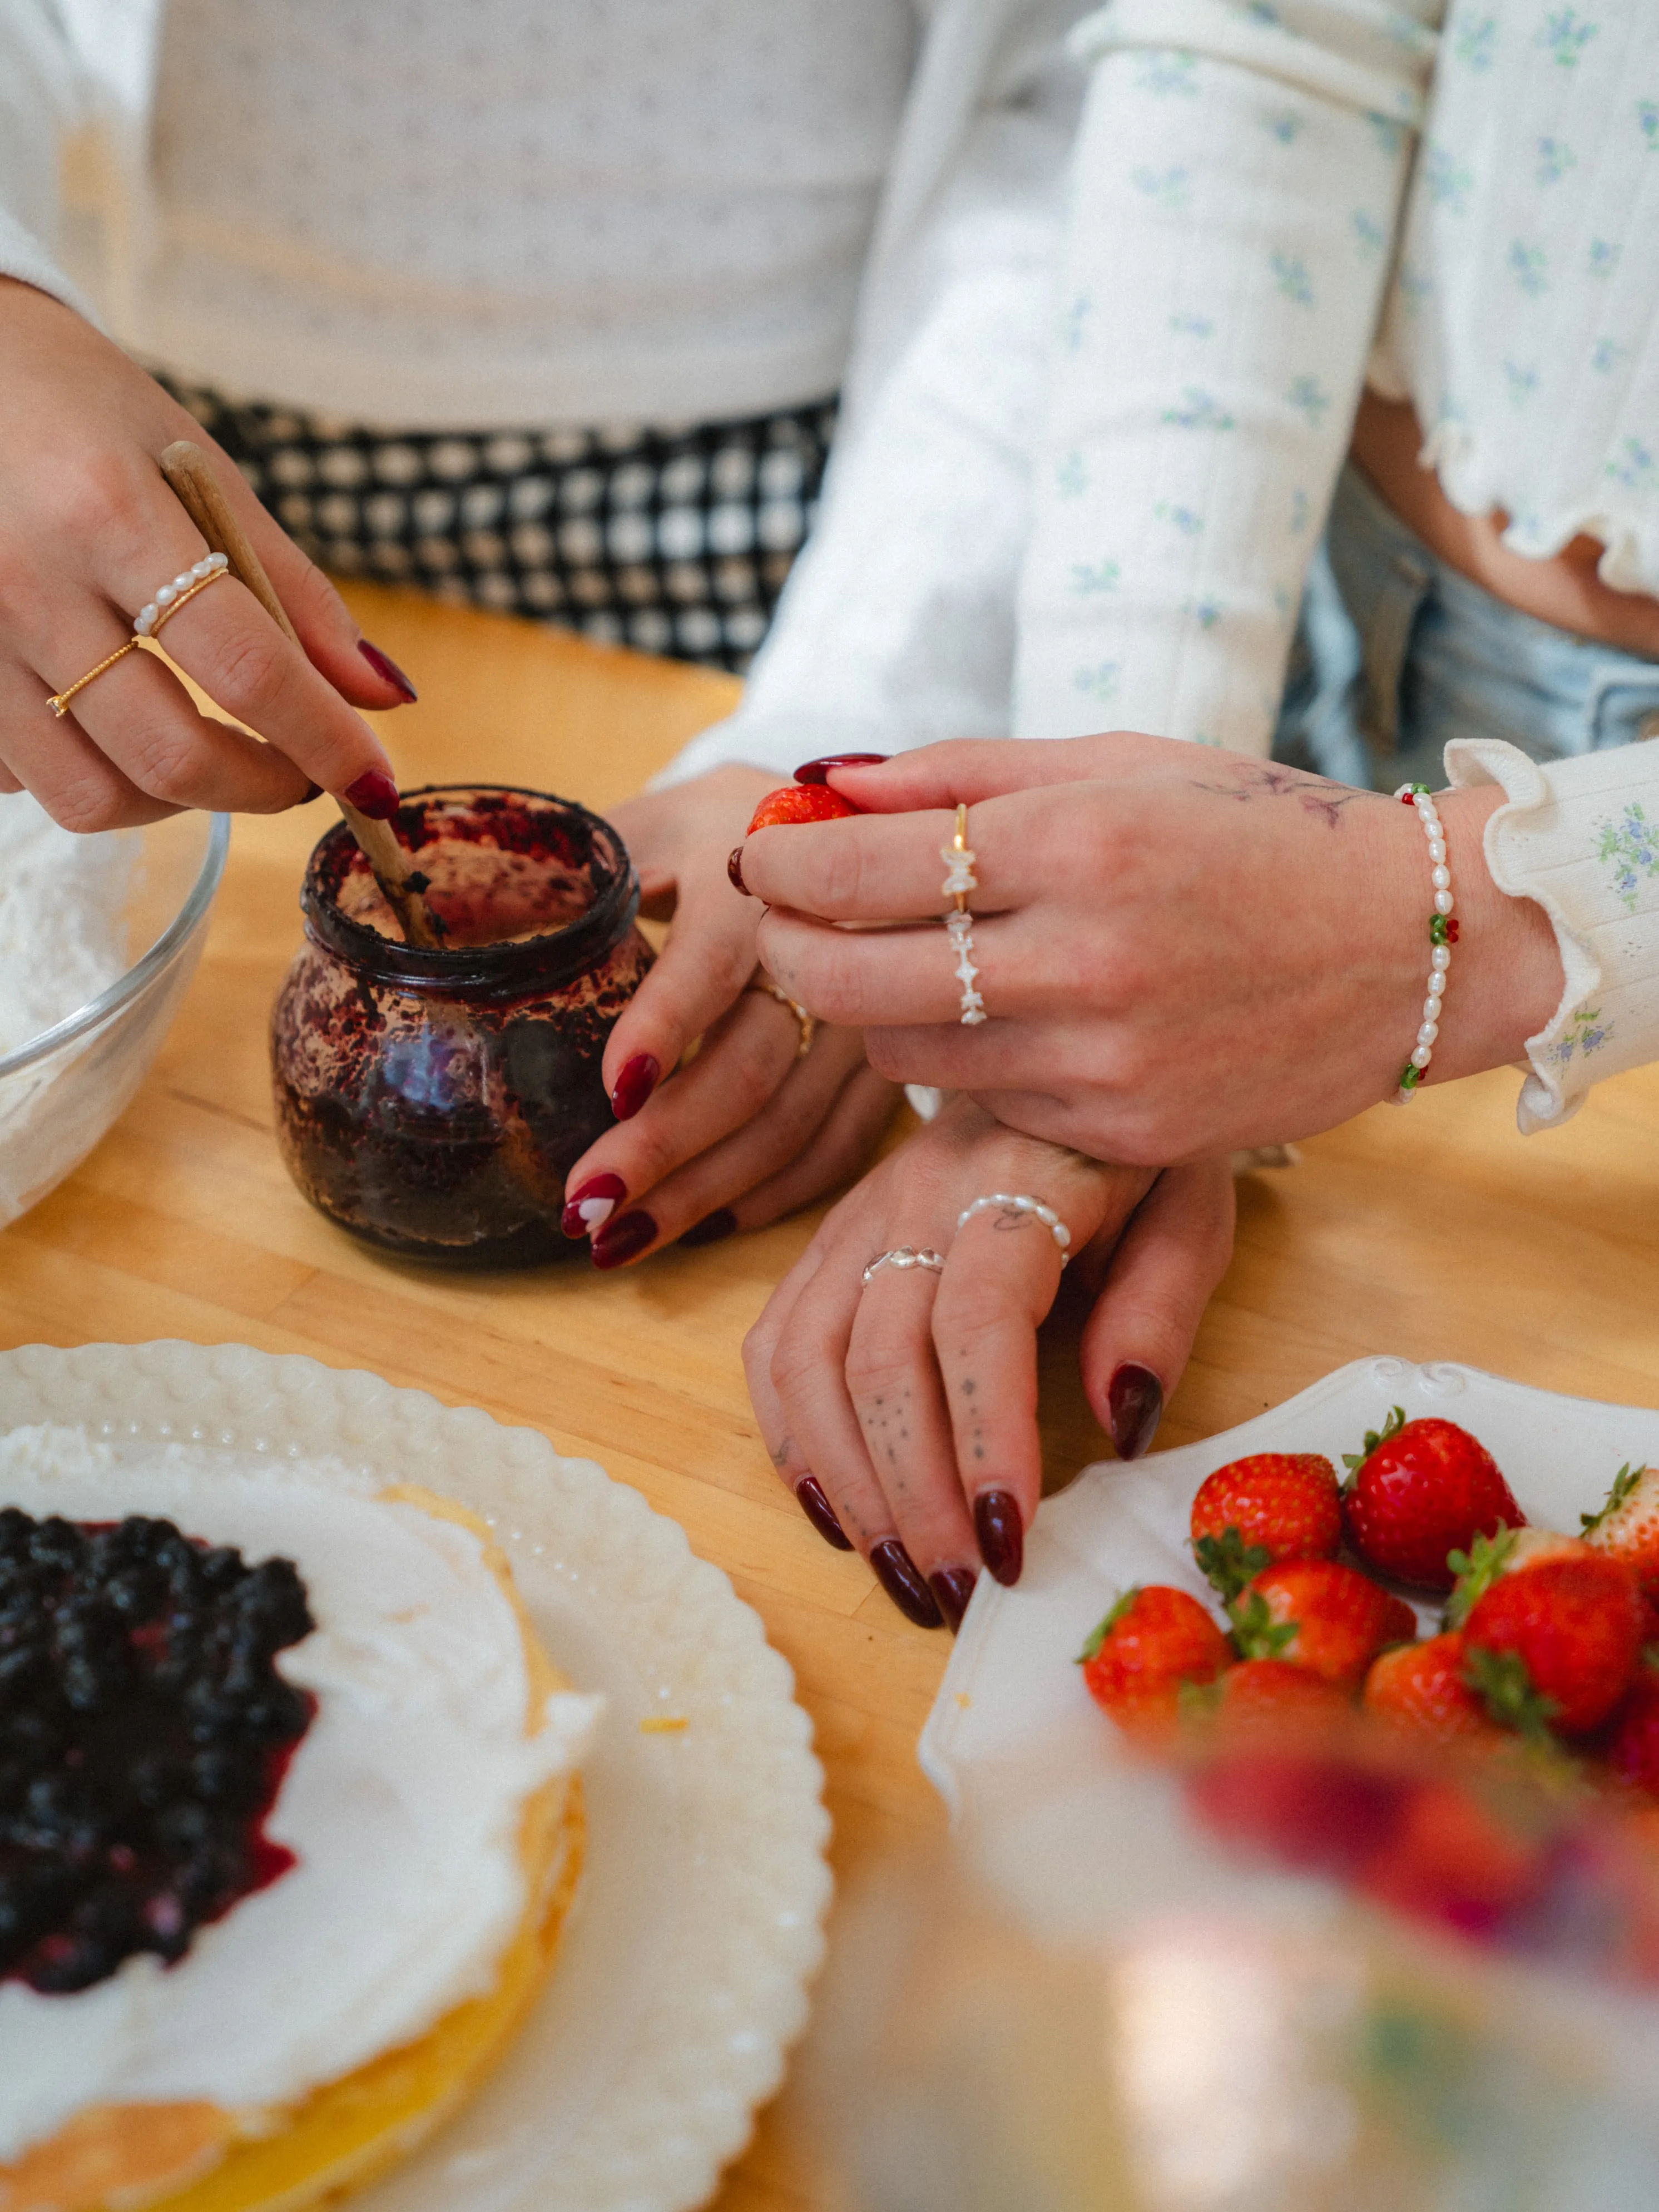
155;377;839;672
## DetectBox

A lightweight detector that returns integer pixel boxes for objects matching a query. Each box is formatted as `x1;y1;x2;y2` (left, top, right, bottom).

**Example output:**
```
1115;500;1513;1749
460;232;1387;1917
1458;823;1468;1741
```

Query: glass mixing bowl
0;808;229;1226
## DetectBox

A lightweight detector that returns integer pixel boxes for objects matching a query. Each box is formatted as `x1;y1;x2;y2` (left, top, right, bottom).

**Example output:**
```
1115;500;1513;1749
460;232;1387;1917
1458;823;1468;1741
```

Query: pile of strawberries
1082;1412;1659;1768
1077;1416;1659;1970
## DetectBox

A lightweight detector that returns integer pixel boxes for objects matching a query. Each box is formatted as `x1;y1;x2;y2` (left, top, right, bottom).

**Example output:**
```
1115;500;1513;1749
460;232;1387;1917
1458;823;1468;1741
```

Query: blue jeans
1272;463;1659;789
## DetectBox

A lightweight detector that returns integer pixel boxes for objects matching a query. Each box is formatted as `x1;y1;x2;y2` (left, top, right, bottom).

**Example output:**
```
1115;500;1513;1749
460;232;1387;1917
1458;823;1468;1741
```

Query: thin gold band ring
747;978;817;1060
48;561;232;720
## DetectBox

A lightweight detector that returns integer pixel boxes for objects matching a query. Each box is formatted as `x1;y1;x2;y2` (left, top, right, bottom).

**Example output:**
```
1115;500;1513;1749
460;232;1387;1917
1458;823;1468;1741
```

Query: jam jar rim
299;783;641;999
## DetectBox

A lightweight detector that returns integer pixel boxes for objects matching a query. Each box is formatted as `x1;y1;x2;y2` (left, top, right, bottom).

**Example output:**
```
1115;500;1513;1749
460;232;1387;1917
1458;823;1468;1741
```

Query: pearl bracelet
1391;781;1459;1103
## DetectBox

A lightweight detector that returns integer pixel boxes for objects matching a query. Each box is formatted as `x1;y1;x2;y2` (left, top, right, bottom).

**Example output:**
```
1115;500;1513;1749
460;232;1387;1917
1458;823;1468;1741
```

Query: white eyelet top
9;0;918;427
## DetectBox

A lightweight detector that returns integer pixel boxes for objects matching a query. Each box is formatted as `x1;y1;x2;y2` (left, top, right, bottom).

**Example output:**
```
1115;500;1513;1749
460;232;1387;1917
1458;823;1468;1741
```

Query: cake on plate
0;1424;598;2212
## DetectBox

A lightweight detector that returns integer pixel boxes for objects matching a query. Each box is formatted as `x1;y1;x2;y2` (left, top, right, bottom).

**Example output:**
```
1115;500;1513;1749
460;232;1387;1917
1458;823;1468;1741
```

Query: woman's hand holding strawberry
740;734;1566;1164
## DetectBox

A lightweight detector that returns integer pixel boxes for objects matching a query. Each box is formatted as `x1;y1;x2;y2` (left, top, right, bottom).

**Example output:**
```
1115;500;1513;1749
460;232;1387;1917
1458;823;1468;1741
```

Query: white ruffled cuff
1444;736;1659;1134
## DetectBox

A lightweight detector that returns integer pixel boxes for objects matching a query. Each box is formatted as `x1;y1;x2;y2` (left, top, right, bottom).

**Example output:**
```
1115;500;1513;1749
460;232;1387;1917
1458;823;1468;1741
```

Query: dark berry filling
0;1506;315;1995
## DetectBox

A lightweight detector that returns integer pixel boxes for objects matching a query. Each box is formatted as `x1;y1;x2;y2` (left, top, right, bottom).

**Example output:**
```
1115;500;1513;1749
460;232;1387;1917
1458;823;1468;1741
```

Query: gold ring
47;563;232;719
939;800;977;914
748;979;816;1060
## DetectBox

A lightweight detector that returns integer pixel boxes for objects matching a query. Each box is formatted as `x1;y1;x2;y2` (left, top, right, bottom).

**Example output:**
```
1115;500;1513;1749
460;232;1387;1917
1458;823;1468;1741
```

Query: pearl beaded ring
47;551;234;717
1391;781;1459;1104
955;1191;1072;1264
134;551;230;637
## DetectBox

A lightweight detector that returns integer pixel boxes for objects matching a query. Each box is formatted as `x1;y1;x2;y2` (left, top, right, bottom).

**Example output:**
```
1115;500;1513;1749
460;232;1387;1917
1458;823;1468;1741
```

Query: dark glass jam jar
271;785;652;1265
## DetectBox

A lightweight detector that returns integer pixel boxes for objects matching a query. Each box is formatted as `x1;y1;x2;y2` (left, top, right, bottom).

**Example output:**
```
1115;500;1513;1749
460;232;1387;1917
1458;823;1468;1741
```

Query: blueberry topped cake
0;1426;597;2212
0;1510;315;2000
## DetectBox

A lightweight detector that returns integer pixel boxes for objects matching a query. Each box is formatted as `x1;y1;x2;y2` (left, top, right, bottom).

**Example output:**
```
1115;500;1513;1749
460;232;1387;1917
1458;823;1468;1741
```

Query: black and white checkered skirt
156;375;839;673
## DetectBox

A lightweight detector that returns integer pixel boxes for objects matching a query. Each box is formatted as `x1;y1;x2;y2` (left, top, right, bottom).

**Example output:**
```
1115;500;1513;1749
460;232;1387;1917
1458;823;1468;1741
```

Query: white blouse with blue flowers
672;0;1659;1131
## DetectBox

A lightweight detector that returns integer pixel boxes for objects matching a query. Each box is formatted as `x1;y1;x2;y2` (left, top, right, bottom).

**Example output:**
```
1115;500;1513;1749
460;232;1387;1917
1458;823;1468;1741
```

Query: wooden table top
7;581;1659;2210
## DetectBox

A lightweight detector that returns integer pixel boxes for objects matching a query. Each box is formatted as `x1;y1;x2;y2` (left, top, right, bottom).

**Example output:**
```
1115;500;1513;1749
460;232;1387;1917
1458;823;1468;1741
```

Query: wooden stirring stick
158;439;443;950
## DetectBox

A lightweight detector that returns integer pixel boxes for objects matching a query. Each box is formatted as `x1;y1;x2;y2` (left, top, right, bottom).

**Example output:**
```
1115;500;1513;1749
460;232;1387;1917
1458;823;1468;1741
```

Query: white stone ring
861;1246;947;1287
939;801;987;1026
955;1192;1072;1266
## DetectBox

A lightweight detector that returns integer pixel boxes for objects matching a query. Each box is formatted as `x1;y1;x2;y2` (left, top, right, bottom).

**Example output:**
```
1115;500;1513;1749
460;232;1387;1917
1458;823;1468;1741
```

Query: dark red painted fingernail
973;1491;1024;1586
300;780;324;803
727;845;751;895
590;1209;656;1269
561;1171;626;1239
357;639;418;701
680;1208;737;1248
611;1053;660;1120
1107;1363;1164;1462
870;1540;944;1628
793;754;891;785
344;769;400;820
795;1476;853;1551
929;1567;978;1632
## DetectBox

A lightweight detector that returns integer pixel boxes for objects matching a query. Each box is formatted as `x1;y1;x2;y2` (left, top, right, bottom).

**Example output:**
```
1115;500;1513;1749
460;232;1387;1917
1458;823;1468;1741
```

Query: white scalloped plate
922;1357;1659;1823
0;1341;831;2212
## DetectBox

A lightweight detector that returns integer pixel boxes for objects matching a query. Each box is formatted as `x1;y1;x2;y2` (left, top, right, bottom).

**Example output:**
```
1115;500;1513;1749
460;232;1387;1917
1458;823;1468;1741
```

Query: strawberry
1581;1462;1659;1602
1188;1657;1353;1738
1190;1453;1341;1600
1187;1744;1404;1877
1078;1585;1231;1736
1341;1408;1524;1592
1599;1654;1659;1797
746;784;862;833
1358;1774;1543;1937
1362;1631;1504;1748
1455;1530;1644;1737
1230;1558;1417;1689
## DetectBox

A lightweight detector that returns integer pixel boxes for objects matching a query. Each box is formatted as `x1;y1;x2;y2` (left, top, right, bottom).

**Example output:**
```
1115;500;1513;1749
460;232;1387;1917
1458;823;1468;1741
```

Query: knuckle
768;1325;823;1408
799;938;870;1026
741;1312;782;1384
934;1273;1022;1342
200;625;291;721
726;1030;789;1111
46;774;127;835
53;451;149;559
843;1340;919;1405
700;934;755;1009
863;1030;915;1083
1077;803;1131;882
814;832;869;917
285;552;349;633
125;721;206;806
0;540;43;633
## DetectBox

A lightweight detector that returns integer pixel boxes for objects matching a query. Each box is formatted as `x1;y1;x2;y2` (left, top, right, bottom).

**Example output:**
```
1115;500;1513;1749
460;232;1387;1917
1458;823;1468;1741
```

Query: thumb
826;733;1179;813
1078;1159;1237;1462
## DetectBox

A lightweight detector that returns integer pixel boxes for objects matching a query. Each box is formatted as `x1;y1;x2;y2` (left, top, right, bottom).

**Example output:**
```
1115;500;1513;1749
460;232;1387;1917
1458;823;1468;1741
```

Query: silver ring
955;1192;1071;1265
861;1246;947;1286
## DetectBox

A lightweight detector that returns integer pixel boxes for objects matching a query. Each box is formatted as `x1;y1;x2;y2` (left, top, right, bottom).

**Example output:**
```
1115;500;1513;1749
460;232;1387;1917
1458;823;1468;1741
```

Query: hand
740;735;1564;1163
0;280;413;828
558;764;900;1264
744;1096;1236;1629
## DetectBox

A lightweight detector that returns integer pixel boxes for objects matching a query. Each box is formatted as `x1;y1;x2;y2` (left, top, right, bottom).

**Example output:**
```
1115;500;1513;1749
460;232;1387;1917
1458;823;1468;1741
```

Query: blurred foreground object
799;1733;1659;2212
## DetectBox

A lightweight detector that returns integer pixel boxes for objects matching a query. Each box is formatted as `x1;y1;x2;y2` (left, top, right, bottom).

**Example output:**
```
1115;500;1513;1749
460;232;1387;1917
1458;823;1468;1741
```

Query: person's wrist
1422;784;1563;1082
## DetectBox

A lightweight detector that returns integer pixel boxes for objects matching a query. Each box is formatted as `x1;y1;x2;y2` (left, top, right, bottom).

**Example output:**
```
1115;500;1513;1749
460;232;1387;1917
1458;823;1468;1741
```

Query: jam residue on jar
0;1506;315;1995
271;786;653;1266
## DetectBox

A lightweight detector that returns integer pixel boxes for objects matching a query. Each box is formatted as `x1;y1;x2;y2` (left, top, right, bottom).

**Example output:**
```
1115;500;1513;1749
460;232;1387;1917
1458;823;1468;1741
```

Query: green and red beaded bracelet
1393;782;1458;1103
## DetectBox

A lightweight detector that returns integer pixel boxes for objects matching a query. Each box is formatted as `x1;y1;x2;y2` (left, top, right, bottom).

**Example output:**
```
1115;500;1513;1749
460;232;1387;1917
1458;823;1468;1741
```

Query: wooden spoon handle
158;438;442;951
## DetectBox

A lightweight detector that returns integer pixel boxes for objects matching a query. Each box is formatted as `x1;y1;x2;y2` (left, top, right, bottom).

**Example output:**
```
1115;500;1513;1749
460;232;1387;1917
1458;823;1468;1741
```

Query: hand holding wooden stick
158;439;443;949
